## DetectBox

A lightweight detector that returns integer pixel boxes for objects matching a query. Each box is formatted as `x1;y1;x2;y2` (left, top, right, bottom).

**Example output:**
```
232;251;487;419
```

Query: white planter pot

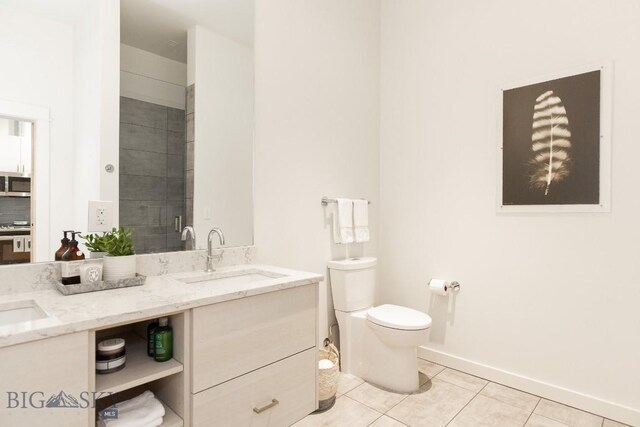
102;254;137;281
89;251;106;259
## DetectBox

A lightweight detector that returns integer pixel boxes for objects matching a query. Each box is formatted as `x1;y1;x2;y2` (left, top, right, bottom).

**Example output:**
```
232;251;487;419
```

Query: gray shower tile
120;97;167;129
168;131;185;155
119;201;148;227
167;107;185;132
130;227;145;254
185;141;194;171
186;113;194;142
186;84;194;115
167;154;184;178
166;232;183;252
185;198;193;225
120;123;167;154
145;234;167;253
186;170;194;199
166;202;185;220
143;225;166;236
120;149;167;177
147;204;167;227
167;178;184;202
120;175;167;201
166;203;185;234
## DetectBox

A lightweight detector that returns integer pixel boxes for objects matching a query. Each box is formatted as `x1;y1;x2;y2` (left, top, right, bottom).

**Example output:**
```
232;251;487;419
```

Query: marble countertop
0;264;323;349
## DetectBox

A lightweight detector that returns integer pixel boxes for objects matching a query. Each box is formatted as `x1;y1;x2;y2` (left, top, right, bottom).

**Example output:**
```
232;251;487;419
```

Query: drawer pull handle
253;399;279;414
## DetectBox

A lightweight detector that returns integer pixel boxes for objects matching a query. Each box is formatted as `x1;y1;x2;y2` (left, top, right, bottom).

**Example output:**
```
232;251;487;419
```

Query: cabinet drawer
193;348;317;427
192;284;316;392
0;332;89;427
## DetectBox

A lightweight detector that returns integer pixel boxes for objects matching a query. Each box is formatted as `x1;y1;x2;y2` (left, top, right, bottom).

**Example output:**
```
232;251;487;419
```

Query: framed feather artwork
498;63;612;212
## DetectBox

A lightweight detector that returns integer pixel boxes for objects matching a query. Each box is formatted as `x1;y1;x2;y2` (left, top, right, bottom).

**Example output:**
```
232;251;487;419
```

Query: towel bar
321;196;371;206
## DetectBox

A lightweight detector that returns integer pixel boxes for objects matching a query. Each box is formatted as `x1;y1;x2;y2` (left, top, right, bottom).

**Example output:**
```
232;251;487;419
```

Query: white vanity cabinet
0;332;90;427
191;284;318;426
0;273;320;427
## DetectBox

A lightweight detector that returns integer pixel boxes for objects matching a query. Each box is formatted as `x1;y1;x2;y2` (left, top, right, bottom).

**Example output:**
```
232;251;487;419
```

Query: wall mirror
0;117;33;264
0;0;254;265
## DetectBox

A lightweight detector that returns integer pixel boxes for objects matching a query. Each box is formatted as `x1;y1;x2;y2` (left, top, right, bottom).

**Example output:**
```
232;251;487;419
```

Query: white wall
254;0;380;345
0;6;74;260
73;0;120;236
120;44;187;109
380;0;640;424
190;25;254;248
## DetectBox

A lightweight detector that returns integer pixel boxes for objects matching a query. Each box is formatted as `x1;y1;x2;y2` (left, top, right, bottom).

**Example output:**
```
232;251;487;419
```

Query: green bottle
154;317;173;362
147;320;159;357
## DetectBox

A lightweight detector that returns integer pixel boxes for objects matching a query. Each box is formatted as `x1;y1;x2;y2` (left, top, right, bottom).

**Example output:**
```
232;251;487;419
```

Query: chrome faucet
205;227;226;272
181;226;196;250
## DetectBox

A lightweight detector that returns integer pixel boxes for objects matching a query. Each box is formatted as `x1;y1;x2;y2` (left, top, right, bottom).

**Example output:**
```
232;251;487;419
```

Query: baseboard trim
418;346;640;426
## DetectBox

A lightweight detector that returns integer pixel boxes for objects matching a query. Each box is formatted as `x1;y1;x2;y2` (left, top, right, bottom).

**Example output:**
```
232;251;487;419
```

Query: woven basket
316;344;339;412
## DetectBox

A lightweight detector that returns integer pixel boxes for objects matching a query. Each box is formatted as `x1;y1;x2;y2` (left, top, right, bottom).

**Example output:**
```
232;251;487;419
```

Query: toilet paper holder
449;281;461;291
429;278;461;295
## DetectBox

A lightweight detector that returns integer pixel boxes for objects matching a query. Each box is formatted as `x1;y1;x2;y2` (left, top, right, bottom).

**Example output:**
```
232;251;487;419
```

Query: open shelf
160;400;183;427
96;331;183;394
95;392;183;427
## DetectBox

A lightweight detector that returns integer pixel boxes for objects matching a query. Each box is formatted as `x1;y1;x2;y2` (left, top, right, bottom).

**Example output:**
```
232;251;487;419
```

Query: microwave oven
0;173;31;197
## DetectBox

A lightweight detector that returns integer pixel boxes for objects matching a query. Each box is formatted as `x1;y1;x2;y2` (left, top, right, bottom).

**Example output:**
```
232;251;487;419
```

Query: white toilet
328;257;432;393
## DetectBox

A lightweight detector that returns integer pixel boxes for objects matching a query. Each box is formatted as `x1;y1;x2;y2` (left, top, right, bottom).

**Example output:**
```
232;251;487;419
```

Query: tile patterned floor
293;358;630;427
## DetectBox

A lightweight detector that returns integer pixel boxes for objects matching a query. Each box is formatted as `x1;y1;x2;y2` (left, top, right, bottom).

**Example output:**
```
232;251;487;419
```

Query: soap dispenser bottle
55;230;72;261
154;317;173;362
70;232;85;261
61;232;84;285
62;232;85;261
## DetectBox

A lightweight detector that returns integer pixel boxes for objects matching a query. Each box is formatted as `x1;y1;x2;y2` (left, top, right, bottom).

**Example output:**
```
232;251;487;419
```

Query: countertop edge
0;265;323;349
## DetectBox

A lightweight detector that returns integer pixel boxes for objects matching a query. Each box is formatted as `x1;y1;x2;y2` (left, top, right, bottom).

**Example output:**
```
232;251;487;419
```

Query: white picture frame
497;62;612;213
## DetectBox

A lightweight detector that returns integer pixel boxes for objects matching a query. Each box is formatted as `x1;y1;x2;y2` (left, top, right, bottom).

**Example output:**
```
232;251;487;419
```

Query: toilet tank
328;257;377;312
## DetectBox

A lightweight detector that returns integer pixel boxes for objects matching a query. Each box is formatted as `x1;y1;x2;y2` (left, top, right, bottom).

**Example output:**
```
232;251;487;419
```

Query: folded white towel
101;391;165;427
333;198;354;244
353;199;369;242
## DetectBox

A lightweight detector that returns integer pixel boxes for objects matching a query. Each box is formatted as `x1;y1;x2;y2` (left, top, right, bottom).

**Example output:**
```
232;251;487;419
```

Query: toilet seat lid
367;304;432;330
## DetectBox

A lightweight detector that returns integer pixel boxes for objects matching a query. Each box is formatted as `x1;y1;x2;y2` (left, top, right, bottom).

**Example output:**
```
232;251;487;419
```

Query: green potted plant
101;227;137;281
81;232;109;259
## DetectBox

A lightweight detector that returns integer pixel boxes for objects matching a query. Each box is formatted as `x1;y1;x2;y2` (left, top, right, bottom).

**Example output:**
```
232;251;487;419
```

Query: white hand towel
353;199;370;242
101;391;165;427
333;198;354;244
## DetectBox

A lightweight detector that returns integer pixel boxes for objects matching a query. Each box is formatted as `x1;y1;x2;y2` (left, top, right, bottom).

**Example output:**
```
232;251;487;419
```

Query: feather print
529;90;572;195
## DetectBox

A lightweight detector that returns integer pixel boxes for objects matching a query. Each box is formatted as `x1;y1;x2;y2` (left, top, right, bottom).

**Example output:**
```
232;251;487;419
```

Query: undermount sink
179;270;283;286
0;300;48;327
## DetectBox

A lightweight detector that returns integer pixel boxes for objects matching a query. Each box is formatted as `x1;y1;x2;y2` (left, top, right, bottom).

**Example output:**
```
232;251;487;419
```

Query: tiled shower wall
185;84;194;227
119;97;186;254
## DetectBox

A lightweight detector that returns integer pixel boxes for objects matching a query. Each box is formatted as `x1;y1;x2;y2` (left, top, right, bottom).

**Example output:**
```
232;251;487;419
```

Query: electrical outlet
88;201;114;232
